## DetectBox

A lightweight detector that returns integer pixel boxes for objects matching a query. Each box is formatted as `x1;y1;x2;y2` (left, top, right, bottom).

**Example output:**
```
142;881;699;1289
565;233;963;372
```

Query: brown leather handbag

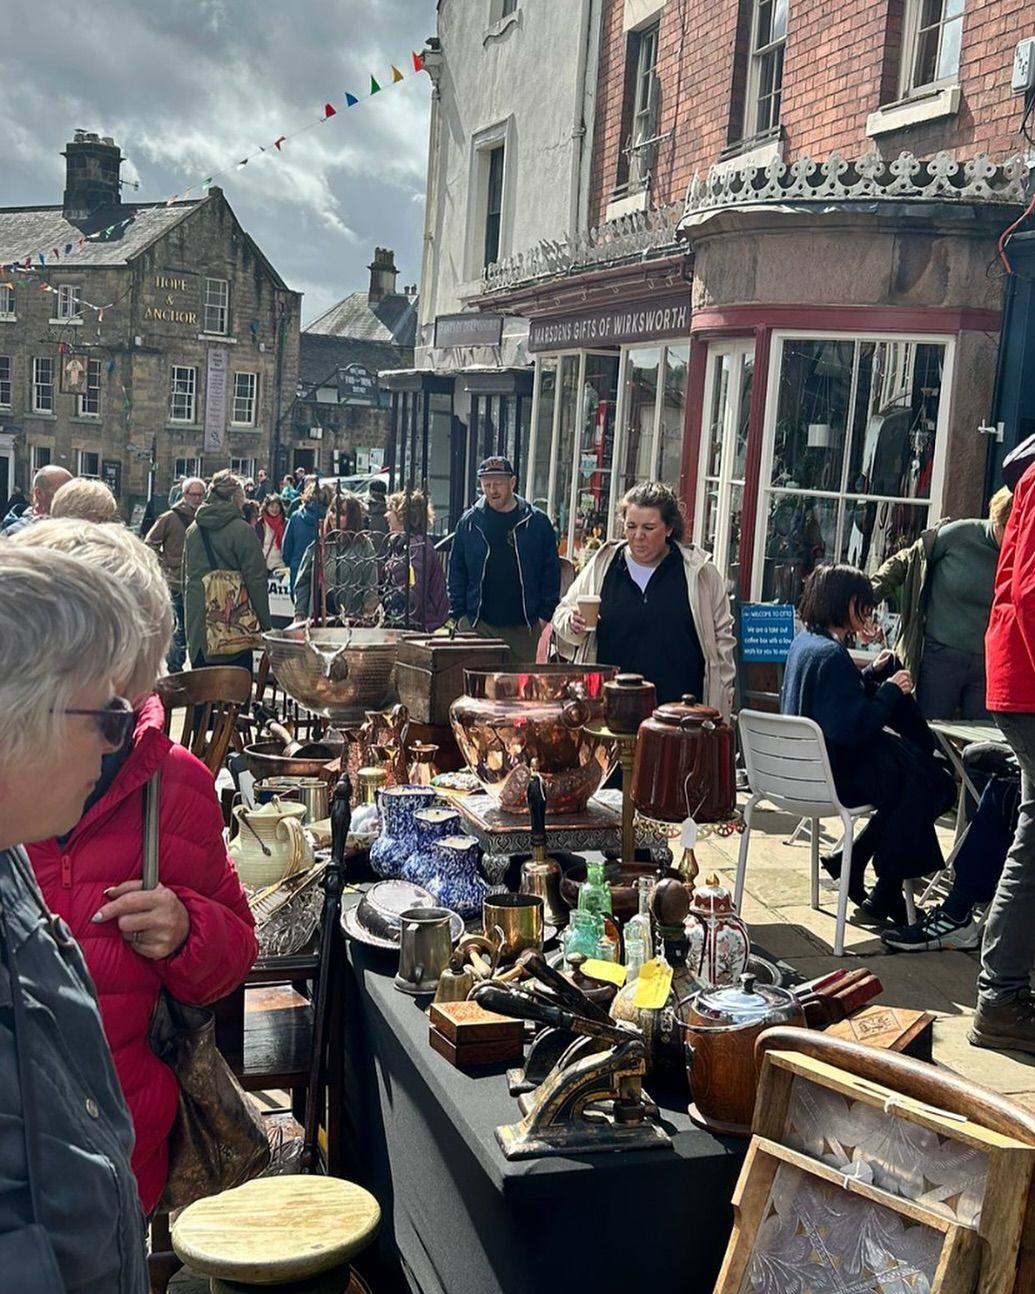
143;772;270;1212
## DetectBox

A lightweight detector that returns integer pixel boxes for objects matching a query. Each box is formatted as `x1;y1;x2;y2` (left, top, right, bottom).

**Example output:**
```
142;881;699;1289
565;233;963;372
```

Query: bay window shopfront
690;325;958;606
525;293;690;560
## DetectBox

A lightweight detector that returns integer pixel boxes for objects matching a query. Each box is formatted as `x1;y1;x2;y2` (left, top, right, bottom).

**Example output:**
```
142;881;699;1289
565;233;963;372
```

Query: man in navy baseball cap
447;455;559;660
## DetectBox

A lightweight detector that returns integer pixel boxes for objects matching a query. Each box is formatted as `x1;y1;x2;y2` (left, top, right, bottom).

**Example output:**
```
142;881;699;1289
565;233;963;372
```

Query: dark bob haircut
798;563;875;630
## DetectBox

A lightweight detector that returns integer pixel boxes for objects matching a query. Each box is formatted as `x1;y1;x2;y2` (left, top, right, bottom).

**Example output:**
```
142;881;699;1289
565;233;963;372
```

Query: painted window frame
203;276;230;335
30;444;52;472
899;0;964;97
0;356;10;408
55;284;83;323
230;456;256;479
231;371;258;427
32;356;54;413
77;449;101;478
0;285;14;319
626;23;661;192
169;364;197;423
77;357;102;417
174;456;203;479
746;0;787;138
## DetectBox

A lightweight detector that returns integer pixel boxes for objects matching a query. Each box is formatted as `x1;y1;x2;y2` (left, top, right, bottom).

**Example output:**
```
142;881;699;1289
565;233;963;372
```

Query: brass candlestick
585;723;638;864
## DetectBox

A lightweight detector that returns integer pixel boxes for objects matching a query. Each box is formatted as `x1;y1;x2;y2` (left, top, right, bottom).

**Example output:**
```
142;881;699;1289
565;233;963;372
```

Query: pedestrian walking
382;489;449;631
145;477;205;672
970;459;1035;1053
254;468;271;501
294;491;379;622
0;544;149;1292
282;477;329;593
256;493;287;572
447;456;560;660
1;464;72;536
872;488;1013;719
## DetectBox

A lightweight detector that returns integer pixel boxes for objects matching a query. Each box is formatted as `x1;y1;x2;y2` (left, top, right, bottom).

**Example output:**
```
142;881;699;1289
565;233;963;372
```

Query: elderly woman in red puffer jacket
14;520;258;1216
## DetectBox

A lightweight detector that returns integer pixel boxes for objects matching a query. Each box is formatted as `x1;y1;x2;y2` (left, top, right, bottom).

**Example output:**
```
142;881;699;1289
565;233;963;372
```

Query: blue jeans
168;590;187;673
978;713;1035;1006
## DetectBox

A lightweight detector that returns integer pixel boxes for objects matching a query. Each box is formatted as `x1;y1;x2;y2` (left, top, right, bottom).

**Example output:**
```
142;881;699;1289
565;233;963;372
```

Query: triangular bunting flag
274;135;286;150
412;51;423;72
345;93;359;107
392;66;404;83
324;103;337;118
37;254;44;265
238;158;248;166
52;248;59;259
370;75;381;94
202;177;212;188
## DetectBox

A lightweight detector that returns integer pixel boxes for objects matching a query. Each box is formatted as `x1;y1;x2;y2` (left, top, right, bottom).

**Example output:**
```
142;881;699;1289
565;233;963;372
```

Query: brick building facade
0;133;300;519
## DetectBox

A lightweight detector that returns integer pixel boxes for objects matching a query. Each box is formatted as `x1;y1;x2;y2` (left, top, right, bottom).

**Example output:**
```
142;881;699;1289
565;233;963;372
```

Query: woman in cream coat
553;481;736;717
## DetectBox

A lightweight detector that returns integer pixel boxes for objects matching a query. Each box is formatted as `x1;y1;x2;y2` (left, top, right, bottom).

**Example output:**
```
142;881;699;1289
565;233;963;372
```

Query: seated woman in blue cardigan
781;563;955;926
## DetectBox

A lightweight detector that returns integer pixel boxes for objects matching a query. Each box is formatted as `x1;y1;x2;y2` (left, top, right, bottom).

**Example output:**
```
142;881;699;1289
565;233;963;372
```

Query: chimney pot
62;132;124;221
368;246;399;304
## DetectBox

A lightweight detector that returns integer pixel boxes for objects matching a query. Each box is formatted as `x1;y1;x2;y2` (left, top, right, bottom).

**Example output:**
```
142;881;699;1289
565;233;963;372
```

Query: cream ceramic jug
229;797;314;888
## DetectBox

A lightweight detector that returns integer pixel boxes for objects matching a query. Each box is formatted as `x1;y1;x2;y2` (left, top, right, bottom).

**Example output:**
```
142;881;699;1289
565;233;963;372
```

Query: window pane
553;356;581;547
773;340;855;493
937;13;963;80
657;344;689;486
705;352;732;477
574;354;620;555
756;0;774;49
843;500;930;578
772;0;788;42
760;493;839;603
701;482;720;553
531;359;557;506
724;483;746;595
620;347;661;495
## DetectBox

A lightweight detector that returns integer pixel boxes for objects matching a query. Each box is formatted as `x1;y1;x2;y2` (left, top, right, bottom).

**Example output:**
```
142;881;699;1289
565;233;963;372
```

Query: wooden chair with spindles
156;667;253;778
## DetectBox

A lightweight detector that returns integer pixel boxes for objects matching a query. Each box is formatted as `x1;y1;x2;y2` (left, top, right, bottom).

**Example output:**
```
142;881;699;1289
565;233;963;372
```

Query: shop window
900;0;964;95
169;365;197;423
617;23;660;194
77;357;101;417
696;342;754;594
32;356;54;413
758;336;948;604
616;343;691;503
572;356;620;556
0;356;10;408
746;0;787;137
77;449;100;478
203;277;229;335
0;285;14;319
657;344;689;486
232;371;258;426
529;359;557;510
55;284;82;323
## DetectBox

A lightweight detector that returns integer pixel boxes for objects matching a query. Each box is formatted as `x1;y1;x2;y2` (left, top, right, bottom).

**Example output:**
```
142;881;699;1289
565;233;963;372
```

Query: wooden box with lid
395;635;510;725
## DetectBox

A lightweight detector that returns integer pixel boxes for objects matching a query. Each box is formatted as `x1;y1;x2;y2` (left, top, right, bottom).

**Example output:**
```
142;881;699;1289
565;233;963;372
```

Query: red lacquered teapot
630;695;736;824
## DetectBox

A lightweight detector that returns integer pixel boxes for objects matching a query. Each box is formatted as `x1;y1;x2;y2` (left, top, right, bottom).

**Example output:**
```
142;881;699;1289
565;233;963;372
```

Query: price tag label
580;958;627;987
633;957;673;1009
680;817;699;849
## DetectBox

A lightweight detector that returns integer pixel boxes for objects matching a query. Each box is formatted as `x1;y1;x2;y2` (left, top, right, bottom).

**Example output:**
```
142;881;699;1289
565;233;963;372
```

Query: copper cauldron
449;665;617;814
631;695;736;824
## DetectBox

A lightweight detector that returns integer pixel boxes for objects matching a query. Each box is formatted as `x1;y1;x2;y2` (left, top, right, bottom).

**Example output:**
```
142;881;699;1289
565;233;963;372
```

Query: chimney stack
368;247;399;304
62;131;123;220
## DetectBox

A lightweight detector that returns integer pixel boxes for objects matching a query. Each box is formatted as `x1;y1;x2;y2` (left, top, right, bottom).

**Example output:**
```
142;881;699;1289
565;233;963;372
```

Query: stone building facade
0;132;300;518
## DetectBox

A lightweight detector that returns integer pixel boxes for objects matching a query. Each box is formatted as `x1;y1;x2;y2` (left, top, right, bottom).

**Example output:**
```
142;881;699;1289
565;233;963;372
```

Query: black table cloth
342;933;745;1294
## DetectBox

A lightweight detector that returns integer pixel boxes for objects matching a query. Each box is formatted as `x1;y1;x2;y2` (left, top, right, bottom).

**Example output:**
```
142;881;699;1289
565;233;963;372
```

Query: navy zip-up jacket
447;496;560;628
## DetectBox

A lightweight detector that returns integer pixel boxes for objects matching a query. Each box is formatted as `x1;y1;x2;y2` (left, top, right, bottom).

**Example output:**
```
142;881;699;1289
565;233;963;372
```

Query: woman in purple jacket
382;490;449;631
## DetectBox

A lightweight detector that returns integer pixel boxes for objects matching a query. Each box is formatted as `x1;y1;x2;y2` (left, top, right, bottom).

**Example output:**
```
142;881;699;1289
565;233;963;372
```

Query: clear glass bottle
350;766;387;838
577;859;613;917
623;877;654;981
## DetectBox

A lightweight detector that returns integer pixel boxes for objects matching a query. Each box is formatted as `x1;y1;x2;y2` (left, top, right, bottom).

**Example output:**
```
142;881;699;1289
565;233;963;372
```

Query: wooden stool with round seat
171;1177;380;1293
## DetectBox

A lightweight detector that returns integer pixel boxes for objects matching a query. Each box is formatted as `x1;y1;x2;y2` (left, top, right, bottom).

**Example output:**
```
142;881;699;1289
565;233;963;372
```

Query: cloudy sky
0;0;433;322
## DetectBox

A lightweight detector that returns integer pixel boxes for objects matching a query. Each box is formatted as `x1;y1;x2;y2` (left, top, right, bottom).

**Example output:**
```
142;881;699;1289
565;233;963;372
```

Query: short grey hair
14;520;172;703
50;478;119;524
0;547;142;761
181;476;206;495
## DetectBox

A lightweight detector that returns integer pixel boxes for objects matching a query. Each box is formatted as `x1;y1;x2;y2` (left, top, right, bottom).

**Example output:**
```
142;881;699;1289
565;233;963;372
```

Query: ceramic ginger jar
685;873;750;989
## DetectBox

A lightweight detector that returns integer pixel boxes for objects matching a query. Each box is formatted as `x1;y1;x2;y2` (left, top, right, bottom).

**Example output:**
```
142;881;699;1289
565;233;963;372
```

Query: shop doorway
293;449;317;475
694;341;755;595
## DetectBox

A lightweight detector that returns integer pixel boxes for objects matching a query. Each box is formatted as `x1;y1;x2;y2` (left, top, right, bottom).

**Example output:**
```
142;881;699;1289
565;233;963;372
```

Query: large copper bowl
450;665;618;814
263;627;408;723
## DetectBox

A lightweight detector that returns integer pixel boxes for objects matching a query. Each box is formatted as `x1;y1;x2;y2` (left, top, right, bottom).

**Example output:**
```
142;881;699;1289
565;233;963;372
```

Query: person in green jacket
871;487;1013;720
182;469;271;674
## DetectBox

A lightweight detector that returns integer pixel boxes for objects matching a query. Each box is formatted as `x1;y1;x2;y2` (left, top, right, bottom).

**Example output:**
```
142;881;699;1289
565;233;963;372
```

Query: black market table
929;719;1001;837
341;917;745;1294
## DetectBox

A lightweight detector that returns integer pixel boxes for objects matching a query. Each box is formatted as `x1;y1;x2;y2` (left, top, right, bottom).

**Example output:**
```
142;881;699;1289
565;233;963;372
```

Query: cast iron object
263;626;411;723
449;664;618;814
559;861;658;923
684;971;806;1137
631;695;737;824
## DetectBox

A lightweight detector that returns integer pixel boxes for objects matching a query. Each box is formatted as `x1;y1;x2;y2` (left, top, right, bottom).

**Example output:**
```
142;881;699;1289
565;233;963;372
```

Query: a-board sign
740;603;795;663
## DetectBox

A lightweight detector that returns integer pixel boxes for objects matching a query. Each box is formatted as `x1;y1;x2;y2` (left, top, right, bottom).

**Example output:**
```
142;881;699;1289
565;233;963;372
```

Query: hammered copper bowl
449;665;618;814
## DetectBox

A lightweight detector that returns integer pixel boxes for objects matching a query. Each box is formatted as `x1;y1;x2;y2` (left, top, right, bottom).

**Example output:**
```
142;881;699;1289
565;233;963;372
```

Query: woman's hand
569;610;588;636
871;648;896;673
91;881;191;960
889;669;914;695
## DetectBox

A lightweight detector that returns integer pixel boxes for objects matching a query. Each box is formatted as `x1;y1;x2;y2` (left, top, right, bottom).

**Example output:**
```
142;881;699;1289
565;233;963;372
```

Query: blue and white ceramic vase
369;785;437;879
401;807;462;887
427;835;489;919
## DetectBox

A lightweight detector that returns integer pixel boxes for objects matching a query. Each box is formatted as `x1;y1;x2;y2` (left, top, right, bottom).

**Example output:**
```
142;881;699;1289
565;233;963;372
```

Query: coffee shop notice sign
203;347;228;454
740;604;795;662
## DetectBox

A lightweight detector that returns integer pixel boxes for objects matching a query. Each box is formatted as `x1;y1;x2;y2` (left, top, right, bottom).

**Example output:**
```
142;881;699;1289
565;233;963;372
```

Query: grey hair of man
0;547;142;762
14;520;172;703
180;476;206;497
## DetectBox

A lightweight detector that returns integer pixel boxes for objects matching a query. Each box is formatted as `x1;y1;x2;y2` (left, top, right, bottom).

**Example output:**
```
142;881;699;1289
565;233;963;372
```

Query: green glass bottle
578;859;613;918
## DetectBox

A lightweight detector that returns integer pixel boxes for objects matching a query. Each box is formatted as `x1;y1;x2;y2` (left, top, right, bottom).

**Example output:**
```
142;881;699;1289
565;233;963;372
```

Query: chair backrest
156;666;252;777
738;709;844;818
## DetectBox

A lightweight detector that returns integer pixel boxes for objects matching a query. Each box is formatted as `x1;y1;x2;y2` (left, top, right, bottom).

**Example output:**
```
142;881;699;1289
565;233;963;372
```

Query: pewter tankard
395;907;453;996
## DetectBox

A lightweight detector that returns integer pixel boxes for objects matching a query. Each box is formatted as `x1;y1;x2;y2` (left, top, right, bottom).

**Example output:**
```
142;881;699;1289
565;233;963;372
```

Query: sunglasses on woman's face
61;695;135;746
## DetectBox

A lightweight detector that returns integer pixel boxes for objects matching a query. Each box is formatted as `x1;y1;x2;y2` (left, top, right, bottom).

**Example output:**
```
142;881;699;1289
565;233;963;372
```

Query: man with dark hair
447;457;560;661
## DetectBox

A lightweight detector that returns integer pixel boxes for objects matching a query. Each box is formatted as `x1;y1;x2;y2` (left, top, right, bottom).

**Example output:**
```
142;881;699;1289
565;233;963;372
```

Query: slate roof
0;201;201;267
298;332;412;392
304;290;417;347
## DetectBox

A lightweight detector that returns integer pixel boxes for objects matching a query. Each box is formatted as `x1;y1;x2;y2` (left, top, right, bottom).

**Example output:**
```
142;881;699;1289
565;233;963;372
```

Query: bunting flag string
0;48;428;313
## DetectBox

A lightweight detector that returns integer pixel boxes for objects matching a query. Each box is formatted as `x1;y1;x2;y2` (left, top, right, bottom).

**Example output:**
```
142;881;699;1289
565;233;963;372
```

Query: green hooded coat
182;496;272;663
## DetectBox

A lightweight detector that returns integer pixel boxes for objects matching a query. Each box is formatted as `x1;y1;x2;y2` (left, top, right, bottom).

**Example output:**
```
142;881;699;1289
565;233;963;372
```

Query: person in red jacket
971;459;1035;1053
14;520;259;1212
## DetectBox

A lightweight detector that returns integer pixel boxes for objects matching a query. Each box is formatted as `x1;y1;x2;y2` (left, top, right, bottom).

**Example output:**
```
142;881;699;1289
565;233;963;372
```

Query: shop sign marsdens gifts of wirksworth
527;294;690;353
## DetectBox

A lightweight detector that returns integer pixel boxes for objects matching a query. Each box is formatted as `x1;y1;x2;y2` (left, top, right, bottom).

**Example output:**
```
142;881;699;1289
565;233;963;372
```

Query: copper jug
631;695;736;824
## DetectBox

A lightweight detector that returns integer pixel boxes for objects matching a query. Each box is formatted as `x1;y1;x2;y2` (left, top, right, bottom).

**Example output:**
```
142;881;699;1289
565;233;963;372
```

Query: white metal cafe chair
735;710;914;957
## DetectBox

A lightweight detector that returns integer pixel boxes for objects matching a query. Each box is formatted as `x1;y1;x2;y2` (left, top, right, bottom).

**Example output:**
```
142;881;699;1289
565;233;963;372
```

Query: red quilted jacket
27;695;258;1214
